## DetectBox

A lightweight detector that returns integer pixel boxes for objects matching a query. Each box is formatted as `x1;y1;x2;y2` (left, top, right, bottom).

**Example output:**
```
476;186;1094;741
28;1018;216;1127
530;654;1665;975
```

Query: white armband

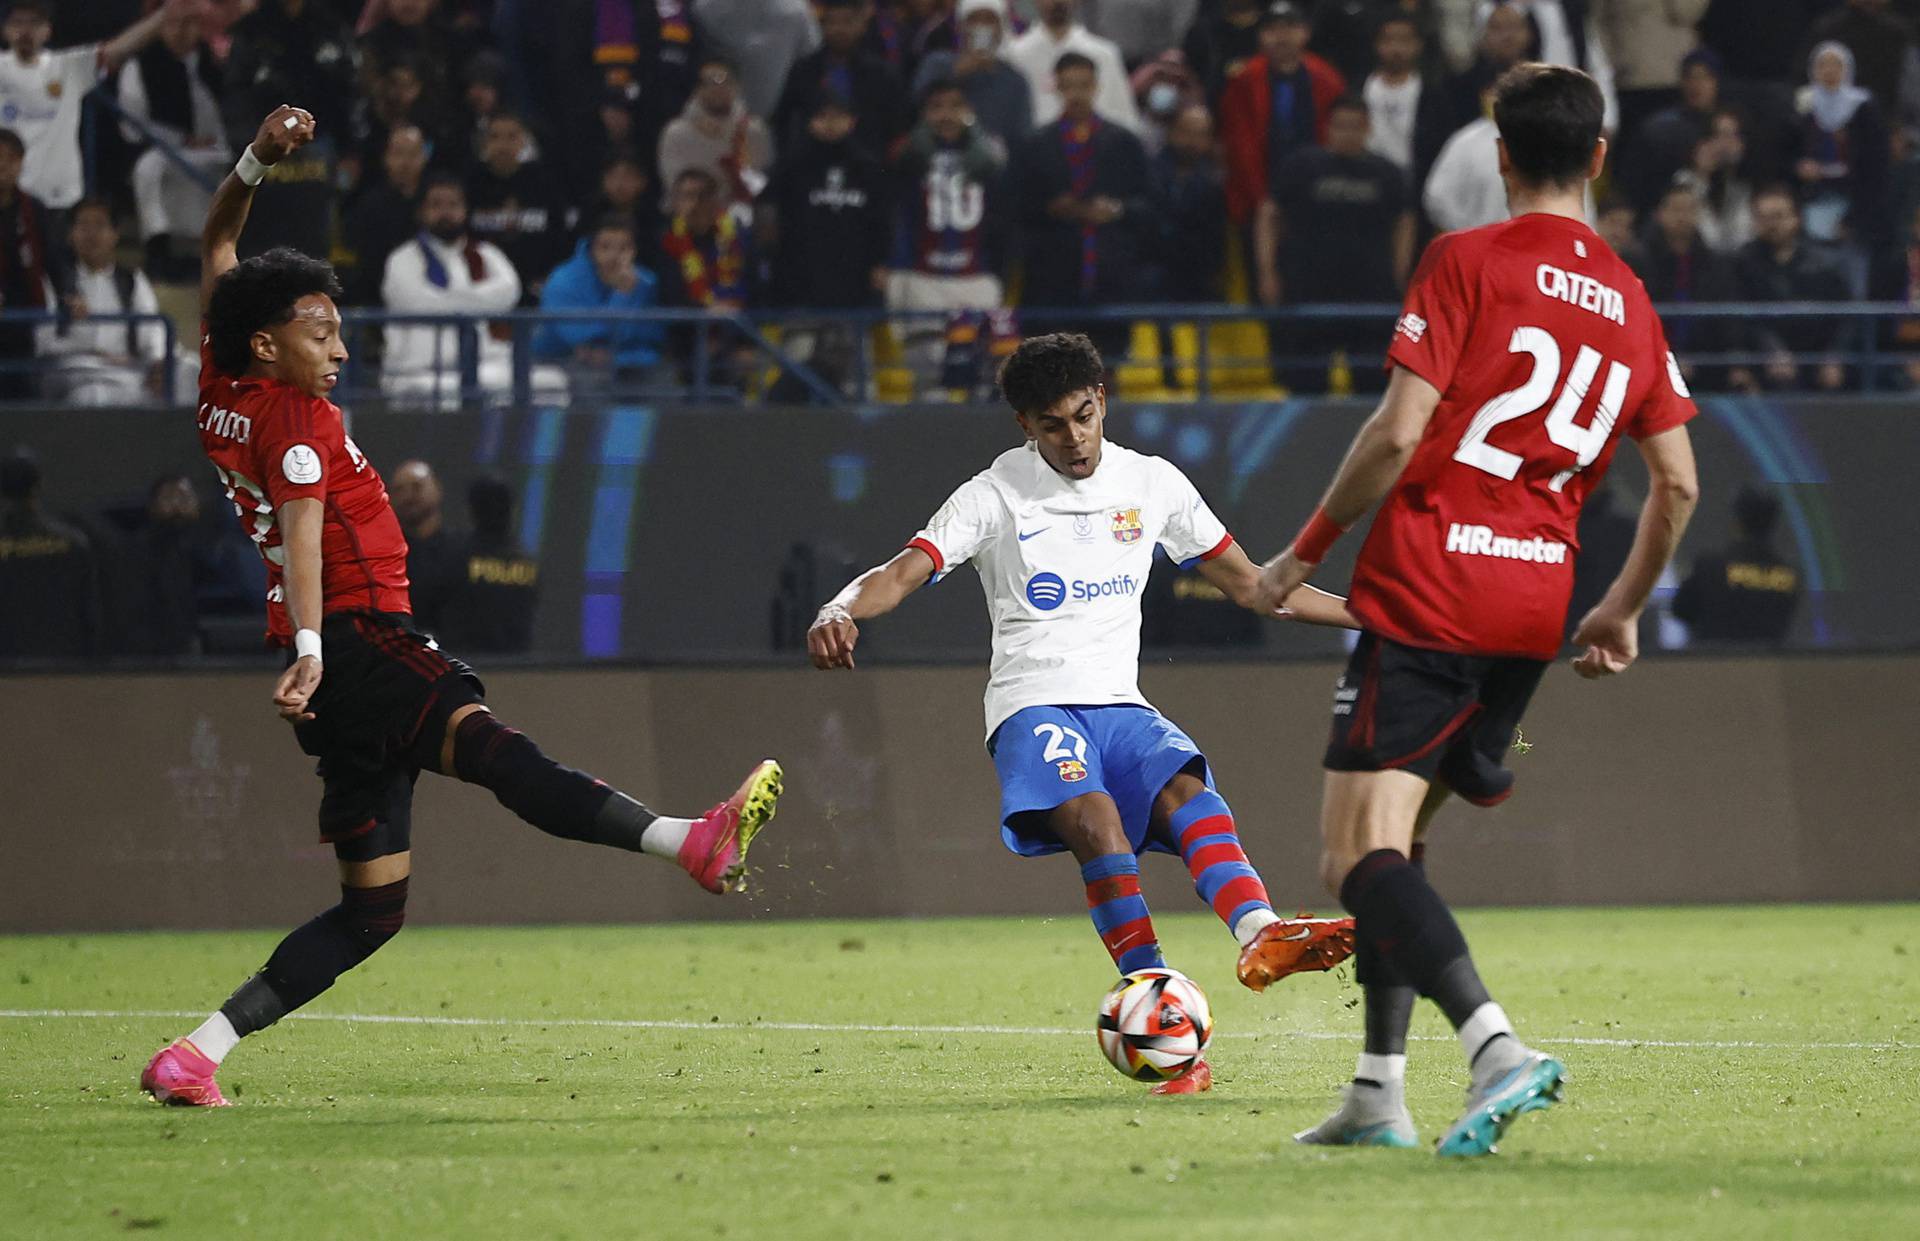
235;146;270;187
294;628;323;662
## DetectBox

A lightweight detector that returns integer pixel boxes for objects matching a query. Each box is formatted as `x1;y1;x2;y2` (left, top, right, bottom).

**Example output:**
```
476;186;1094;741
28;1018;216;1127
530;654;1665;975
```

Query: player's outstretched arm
1193;542;1358;627
271;498;326;722
201;105;317;314
807;547;937;670
1572;424;1700;679
1254;366;1442;611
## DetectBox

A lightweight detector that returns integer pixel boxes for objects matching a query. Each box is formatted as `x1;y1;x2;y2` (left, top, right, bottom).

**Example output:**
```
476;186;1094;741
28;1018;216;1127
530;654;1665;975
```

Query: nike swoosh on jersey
1017;528;1050;541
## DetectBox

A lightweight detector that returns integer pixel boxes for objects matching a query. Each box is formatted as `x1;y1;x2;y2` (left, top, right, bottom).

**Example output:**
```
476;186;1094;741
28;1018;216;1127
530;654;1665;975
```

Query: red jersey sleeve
1385;233;1476;391
252;393;341;508
1629;319;1699;440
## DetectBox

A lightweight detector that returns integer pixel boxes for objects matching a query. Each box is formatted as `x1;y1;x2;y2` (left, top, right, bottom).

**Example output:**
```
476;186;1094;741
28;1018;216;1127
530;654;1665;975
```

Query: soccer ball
1095;968;1212;1082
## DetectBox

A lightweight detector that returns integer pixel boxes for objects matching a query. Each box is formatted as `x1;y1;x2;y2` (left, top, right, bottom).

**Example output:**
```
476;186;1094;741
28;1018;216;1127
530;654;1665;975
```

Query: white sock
1355;1052;1406;1089
1457;1001;1515;1066
185;1012;240;1065
1231;907;1282;947
639;816;696;861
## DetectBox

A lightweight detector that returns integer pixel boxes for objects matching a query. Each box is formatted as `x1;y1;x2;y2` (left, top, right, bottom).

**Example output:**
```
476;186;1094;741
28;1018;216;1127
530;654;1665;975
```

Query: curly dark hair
205;247;342;378
997;332;1105;417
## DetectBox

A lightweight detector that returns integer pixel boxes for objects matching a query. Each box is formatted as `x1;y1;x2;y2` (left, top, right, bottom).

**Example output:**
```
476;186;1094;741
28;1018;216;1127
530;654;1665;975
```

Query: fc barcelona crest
1057;759;1088;783
1110;508;1143;544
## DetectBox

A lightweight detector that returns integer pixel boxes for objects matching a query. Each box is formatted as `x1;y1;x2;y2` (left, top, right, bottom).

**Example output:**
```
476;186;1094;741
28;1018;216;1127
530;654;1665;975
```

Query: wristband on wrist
294;628;323;662
1292;507;1347;565
235;146;270;187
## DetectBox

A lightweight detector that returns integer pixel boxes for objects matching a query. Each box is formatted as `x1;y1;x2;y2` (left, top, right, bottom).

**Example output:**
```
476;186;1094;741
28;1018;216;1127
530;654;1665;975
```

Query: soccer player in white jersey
809;333;1358;1095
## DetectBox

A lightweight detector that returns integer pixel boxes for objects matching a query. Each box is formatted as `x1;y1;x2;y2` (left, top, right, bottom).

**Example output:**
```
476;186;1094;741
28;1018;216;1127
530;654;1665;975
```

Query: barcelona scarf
661;213;745;307
1061;118;1101;297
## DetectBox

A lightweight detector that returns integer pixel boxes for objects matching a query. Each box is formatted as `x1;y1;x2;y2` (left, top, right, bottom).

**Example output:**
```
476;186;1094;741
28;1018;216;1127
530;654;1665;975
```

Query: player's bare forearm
201;106;318;312
808;548;935;670
1603;425;1700;616
277;499;326;635
1316;367;1442;527
1281;585;1359;628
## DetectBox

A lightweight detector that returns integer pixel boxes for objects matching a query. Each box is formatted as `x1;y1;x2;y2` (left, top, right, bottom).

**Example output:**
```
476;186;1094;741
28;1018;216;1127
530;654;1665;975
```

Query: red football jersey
1348;213;1697;660
195;329;411;645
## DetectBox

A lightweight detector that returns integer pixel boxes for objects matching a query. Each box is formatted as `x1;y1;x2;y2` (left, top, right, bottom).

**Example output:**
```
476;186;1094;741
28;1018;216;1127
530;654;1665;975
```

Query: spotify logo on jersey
1025;573;1067;611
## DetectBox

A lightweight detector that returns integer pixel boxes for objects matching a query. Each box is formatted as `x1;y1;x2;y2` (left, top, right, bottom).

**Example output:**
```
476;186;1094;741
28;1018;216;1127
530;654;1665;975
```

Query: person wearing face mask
911;0;1033;151
1130;51;1205;155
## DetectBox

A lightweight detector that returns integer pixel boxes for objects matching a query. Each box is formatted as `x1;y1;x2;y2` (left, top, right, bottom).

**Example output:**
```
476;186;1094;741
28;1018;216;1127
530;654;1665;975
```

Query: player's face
1019;386;1104;480
4;12;48;59
260;295;348;398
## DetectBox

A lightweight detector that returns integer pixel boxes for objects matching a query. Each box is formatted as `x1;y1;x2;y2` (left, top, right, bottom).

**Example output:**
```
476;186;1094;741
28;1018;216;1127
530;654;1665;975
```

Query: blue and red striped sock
1081;853;1166;974
1172;789;1280;946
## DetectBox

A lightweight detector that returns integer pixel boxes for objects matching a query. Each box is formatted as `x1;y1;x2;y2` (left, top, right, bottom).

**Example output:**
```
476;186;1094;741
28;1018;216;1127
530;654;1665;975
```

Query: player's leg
433;701;781;895
1146;763;1356;991
142;772;418;1106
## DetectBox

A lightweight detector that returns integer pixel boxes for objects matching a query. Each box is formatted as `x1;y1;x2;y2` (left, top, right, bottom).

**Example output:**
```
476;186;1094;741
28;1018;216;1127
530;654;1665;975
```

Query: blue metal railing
0;309;182;405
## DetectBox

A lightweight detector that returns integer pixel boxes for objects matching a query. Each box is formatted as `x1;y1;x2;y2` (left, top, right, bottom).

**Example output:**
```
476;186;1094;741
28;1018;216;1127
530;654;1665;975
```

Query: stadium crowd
0;0;1917;398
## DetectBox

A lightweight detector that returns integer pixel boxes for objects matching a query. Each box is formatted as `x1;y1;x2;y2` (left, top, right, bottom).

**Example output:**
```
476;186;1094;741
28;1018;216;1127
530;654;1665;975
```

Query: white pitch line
0;1009;1909;1052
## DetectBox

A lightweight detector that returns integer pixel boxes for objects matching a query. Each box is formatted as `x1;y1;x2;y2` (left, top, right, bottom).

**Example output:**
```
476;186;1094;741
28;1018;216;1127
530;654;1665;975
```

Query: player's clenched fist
808;604;860;670
252;105;316;165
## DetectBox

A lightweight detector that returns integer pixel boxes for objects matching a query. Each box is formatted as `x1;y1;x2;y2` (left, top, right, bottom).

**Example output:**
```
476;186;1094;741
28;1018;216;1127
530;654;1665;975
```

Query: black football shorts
1323;631;1546;806
292;610;485;861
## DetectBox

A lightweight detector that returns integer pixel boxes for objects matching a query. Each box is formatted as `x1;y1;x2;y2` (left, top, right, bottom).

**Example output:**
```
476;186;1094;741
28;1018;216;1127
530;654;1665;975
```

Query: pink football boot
678;759;784;893
140;1039;230;1107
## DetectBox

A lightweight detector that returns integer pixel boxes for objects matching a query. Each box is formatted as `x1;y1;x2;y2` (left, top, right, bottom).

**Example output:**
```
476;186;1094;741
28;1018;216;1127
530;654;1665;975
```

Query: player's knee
448;709;607;839
337;877;408;955
1052;797;1128;859
1319;848;1357;901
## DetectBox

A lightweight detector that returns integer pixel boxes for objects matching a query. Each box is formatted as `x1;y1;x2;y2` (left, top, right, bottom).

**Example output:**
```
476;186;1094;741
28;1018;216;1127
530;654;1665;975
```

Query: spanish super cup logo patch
1110;508;1143;544
1057;759;1088;783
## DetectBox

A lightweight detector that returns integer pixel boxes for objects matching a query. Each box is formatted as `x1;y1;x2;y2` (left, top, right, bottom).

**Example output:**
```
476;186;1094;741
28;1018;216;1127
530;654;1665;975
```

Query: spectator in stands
1183;0;1265;103
1595;195;1642;266
1219;3;1347;230
221;0;359;143
1470;1;1618;129
592;147;663;270
1423;88;1507;233
1675;106;1755;253
1672;486;1801;646
1730;185;1852;393
655;167;758;386
0;447;99;659
1006;0;1144;132
535;215;666;384
1806;0;1916;114
116;0;226;281
773;0;910;158
1012;51;1153;361
0;128;53;401
1362;13;1453;198
693;0;819;121
887;77;1009;386
882;0;961;87
1632;181;1740;389
1145;101;1226;387
467;112;570;302
448;49;512;172
1089;0;1201;72
389;458;461;631
359;0;475;122
1620;48;1721;213
1594;0;1709;141
1871;201;1920;386
1697;0;1822;84
0;0;175;217
434;475;541;654
1794;42;1892;251
1129;51;1206;155
765;94;891;309
350;55;451;187
1451;2;1537;124
343;125;430;306
911;0;1033;154
116;473;209;657
36;200;177;406
657;56;776;207
1259;96;1412;393
381;173;540;403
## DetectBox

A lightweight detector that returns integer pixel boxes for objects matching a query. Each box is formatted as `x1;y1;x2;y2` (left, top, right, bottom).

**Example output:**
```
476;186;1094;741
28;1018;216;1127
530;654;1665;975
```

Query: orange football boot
1236;916;1358;992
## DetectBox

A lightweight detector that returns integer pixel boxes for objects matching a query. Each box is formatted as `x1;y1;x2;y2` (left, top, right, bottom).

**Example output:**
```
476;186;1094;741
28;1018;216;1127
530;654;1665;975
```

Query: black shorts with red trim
292;609;486;862
1323;631;1546;807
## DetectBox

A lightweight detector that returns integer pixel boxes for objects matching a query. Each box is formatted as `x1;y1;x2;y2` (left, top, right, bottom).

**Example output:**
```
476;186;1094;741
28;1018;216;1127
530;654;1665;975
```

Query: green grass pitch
5;905;1917;1240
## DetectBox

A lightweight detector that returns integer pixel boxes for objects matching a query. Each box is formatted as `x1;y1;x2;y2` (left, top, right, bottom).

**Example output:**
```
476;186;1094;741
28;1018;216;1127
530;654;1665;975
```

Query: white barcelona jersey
909;440;1233;737
0;46;101;209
